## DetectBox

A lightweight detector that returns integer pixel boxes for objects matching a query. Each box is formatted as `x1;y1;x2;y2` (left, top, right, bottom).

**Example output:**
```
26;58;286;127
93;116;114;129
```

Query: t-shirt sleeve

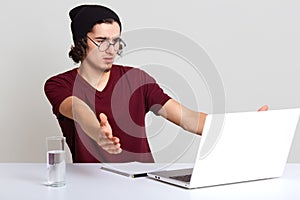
44;75;73;118
142;70;171;114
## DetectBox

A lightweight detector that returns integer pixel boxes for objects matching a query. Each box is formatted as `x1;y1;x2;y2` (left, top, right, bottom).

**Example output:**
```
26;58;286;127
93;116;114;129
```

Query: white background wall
0;0;299;163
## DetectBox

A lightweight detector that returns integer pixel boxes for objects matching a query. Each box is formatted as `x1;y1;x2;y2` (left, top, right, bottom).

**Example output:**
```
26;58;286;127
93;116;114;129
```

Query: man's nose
105;44;115;54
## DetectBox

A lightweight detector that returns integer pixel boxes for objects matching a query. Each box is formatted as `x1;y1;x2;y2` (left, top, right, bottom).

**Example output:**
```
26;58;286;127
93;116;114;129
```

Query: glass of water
46;136;66;187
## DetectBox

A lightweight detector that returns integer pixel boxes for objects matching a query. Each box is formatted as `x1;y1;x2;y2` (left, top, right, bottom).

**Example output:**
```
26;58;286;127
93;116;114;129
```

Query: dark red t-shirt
44;65;171;163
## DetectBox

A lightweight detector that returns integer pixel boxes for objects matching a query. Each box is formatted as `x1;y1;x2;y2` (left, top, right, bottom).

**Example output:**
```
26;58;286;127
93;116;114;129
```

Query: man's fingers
101;142;121;149
99;113;113;138
105;148;122;154
112;137;120;144
101;127;113;139
97;136;121;153
99;113;107;126
99;141;122;154
97;138;114;146
98;136;120;145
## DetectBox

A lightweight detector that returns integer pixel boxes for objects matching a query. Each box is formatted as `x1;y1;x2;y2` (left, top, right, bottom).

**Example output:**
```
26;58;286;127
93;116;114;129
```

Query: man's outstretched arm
158;99;268;135
59;96;122;154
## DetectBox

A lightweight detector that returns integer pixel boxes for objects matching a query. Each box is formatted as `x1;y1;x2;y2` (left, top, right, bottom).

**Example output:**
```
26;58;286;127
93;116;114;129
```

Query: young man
44;5;268;163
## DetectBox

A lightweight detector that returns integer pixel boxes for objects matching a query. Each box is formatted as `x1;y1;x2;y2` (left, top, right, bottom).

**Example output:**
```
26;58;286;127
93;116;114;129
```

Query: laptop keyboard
170;174;192;182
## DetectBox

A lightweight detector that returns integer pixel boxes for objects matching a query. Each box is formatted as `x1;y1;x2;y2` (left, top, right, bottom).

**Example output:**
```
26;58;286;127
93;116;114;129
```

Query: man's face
84;22;121;71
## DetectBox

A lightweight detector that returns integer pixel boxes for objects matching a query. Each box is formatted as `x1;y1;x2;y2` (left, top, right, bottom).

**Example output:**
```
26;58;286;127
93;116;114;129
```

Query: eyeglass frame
86;35;126;54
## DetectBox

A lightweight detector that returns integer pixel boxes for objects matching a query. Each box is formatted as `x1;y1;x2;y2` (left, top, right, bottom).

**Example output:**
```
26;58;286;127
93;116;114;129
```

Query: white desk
0;163;299;200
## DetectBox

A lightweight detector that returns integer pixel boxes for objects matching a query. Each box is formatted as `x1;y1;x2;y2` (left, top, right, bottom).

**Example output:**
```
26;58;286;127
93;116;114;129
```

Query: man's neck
78;63;112;92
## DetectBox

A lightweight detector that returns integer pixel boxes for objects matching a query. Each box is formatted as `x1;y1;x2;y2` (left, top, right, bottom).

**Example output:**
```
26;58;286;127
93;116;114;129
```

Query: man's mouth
103;57;114;62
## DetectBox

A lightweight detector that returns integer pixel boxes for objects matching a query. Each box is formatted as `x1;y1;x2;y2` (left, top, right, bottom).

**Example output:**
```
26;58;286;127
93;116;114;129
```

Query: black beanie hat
69;4;122;43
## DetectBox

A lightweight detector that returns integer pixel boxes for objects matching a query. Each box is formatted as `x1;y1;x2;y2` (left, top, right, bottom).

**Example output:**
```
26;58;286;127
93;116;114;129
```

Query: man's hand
97;113;122;154
258;105;269;111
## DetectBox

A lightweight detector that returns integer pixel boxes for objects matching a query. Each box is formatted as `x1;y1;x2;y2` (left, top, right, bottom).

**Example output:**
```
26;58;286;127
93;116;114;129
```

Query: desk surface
0;163;299;200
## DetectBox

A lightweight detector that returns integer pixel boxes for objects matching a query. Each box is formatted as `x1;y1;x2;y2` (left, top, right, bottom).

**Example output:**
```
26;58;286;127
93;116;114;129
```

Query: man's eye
113;38;120;43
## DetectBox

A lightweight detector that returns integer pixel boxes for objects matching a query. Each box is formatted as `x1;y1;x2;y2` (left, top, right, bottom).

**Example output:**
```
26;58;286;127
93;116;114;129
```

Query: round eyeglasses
87;35;126;52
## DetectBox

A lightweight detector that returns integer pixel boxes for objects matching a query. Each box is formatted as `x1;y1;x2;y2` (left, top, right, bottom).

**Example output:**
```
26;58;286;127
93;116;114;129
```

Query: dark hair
68;18;122;63
68;37;88;63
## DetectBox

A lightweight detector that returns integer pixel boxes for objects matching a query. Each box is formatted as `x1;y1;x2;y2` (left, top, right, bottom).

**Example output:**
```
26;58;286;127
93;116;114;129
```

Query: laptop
148;108;300;189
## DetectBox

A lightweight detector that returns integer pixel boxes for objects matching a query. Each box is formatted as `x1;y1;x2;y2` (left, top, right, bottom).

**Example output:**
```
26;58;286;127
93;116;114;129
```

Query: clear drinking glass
46;136;66;187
